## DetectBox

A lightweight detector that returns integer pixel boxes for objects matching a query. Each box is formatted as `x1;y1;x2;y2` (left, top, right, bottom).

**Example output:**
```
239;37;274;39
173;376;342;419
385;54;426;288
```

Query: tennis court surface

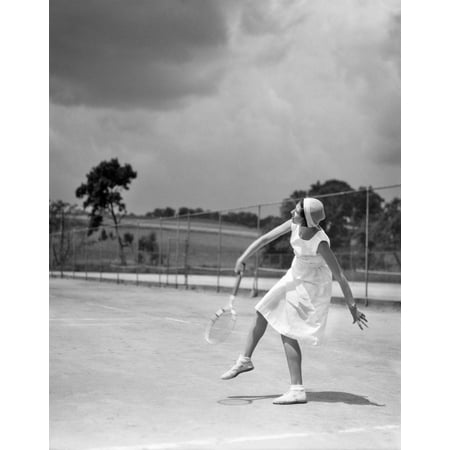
50;278;400;450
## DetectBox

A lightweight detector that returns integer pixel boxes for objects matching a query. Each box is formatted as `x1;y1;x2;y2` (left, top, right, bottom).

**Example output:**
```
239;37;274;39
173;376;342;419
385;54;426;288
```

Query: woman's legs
221;311;267;380
243;311;268;358
280;334;303;385
272;335;306;404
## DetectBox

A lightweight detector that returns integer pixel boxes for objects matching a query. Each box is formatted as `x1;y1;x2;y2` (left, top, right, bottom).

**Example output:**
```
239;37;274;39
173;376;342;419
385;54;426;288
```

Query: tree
123;232;134;246
279;180;384;248
75;158;137;265
49;200;78;270
261;179;388;268
138;232;160;265
369;197;401;250
259;215;290;268
176;206;205;217
222;211;259;227
99;229;109;241
148;207;176;218
49;200;79;233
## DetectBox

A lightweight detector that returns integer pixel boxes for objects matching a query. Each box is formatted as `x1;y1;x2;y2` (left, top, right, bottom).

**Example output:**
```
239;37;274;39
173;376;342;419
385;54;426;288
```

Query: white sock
290;384;305;391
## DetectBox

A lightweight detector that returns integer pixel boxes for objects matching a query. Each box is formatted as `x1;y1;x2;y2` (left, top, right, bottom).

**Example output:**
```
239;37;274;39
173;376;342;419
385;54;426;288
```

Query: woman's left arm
317;241;368;330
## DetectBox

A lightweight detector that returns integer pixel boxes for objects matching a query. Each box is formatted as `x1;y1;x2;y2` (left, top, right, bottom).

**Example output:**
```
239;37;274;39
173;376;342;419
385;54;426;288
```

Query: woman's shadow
218;391;384;406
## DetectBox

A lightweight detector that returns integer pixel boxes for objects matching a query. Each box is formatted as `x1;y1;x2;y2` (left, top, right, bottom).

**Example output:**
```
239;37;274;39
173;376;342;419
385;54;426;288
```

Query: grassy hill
51;213;264;275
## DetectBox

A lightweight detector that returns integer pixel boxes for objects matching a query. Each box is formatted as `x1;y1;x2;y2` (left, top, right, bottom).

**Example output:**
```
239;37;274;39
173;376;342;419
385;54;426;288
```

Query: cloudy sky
49;0;400;214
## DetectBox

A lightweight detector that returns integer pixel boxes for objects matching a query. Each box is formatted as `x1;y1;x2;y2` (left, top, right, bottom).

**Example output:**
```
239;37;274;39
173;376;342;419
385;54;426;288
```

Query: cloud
239;0;308;36
50;0;401;213
50;0;231;109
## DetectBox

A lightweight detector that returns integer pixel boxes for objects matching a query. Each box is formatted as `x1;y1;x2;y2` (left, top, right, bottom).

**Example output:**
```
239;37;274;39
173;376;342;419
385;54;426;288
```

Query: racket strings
206;311;236;344
205;273;242;344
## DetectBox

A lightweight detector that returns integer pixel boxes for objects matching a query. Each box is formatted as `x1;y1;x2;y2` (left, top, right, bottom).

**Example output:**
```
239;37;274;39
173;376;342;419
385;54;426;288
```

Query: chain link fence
50;184;400;301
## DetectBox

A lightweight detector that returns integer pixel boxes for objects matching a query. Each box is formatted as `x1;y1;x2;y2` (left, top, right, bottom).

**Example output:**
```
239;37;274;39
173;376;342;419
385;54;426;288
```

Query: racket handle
231;272;243;297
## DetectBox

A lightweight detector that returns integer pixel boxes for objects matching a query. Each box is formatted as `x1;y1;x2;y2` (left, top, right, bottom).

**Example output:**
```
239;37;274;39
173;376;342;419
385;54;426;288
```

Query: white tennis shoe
273;389;307;404
220;356;254;380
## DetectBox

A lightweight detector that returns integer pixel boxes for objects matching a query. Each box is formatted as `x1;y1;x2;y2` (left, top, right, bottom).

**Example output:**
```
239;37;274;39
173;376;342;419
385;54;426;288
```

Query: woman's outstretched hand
234;258;246;274
349;304;369;330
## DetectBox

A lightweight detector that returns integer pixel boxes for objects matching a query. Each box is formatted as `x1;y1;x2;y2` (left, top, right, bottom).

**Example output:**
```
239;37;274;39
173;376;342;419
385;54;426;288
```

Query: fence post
158;218;163;287
251;205;261;297
99;233;103;282
49;233;53;277
115;229;120;284
175;214;180;289
184;213;191;289
72;231;76;278
84;233;88;281
216;213;223;293
59;210;65;278
166;238;171;286
364;186;370;306
135;239;139;286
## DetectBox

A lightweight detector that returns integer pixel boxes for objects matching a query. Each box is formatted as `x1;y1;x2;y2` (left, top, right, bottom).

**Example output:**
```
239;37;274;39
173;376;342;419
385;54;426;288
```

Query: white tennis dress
255;222;333;345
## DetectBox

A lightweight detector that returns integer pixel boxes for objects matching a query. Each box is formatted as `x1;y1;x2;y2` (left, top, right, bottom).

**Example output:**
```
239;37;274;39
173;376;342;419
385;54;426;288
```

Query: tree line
144;207;278;230
50;159;400;268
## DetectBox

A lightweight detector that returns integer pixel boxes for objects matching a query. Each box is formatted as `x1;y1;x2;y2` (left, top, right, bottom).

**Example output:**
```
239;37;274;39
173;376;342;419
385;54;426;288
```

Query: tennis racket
204;272;243;344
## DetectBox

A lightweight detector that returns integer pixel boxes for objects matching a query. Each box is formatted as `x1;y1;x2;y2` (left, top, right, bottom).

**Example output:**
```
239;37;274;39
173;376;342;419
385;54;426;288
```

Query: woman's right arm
234;220;292;273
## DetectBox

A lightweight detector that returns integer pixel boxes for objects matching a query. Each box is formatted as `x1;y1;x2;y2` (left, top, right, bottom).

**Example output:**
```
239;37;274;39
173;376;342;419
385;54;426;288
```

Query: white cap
303;198;325;227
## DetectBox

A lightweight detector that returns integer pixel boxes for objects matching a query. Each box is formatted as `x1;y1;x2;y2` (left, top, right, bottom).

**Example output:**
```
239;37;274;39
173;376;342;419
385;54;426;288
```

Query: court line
373;425;400;430
58;323;140;327
228;432;310;443
50;317;192;323
49;317;196;326
86;302;132;313
337;427;366;433
50;318;137;321
163;317;191;324
87;424;400;450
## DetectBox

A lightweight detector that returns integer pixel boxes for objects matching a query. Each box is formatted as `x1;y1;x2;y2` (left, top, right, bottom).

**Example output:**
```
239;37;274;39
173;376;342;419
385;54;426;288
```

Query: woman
221;197;368;405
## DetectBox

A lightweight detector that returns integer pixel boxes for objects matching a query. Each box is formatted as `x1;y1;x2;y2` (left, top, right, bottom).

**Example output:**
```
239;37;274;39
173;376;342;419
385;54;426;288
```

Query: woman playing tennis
221;197;368;404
